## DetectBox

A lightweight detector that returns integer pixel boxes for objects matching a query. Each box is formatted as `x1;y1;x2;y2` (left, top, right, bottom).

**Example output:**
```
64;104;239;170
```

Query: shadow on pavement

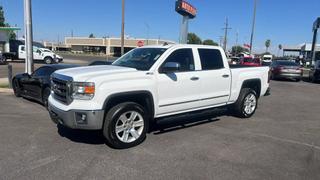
57;124;106;145
56;108;227;145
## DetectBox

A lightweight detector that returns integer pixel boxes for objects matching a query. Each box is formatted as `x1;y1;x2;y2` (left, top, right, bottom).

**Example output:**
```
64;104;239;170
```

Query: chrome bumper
48;103;104;130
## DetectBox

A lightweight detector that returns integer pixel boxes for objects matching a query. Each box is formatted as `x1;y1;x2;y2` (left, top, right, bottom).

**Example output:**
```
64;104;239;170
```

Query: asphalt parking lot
0;80;320;180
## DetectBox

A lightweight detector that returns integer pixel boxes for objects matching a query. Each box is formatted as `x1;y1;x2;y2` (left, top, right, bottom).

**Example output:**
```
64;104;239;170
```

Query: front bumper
48;103;104;130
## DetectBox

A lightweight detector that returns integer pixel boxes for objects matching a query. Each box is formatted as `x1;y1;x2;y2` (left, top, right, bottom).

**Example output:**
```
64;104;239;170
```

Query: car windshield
112;48;167;70
264;57;272;60
243;58;254;63
276;61;299;66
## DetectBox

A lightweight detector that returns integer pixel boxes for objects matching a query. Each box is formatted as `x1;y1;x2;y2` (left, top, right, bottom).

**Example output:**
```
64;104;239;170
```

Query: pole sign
313;17;320;31
175;0;197;19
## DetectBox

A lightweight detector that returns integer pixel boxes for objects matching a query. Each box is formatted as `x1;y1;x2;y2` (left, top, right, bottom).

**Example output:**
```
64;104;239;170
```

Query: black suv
309;60;320;83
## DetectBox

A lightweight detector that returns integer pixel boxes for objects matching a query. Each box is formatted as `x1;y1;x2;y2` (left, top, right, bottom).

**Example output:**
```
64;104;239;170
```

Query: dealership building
44;37;175;56
283;43;320;59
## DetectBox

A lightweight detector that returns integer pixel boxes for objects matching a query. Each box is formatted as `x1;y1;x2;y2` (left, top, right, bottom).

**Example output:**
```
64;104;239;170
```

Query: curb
0;88;13;93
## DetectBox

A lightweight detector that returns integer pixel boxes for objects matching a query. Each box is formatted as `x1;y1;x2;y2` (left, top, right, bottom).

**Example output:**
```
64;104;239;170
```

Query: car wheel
44;57;53;64
103;102;148;149
42;87;51;109
232;88;258;118
12;79;21;97
0;56;7;64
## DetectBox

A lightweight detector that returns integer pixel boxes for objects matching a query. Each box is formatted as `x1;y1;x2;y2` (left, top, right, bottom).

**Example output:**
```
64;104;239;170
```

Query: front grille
51;73;73;104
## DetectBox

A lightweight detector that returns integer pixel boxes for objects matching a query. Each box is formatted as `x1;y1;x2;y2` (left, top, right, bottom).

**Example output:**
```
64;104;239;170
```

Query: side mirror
23;73;31;77
160;62;180;73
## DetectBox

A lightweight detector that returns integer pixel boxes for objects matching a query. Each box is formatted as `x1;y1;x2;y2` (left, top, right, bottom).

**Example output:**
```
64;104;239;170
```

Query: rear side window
198;49;224;70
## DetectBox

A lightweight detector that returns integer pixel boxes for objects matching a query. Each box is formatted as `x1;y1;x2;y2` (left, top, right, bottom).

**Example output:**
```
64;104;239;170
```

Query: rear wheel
103;102;148;149
232;88;258;118
12;79;21;97
44;57;53;64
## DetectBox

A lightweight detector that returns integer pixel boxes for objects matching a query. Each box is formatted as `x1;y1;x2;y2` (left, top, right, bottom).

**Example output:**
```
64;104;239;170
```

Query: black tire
44;57;53;64
42;87;51;109
103;102;149;149
0;56;7;64
232;88;258;118
12;78;21;97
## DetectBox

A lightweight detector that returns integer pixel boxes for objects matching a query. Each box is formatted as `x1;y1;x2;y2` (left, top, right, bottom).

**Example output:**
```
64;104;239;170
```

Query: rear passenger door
195;48;231;106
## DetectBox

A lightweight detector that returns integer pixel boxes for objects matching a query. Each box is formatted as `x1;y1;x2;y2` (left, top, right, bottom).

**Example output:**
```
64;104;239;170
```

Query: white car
48;44;270;149
19;46;62;64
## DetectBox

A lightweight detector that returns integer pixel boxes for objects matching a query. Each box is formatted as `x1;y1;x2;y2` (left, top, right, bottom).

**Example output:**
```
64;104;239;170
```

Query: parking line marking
251;132;320;151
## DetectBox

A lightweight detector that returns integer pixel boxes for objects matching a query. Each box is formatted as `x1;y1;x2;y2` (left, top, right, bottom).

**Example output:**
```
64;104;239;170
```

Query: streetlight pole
24;0;34;74
249;0;257;54
121;0;125;56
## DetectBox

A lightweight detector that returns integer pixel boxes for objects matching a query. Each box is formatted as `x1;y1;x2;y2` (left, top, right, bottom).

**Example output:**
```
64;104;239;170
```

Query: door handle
190;76;199;81
222;74;230;78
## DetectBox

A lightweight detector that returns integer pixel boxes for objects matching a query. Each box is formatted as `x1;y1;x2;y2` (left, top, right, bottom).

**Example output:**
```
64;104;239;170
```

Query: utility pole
24;0;34;74
249;0;257;54
145;23;150;45
236;30;239;47
71;29;73;37
121;0;125;56
222;18;232;52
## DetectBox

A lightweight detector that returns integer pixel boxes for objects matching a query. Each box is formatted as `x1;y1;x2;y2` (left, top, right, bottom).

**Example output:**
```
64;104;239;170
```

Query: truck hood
55;65;138;81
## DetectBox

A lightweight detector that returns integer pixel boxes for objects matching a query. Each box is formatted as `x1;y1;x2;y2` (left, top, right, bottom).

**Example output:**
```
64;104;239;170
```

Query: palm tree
265;39;271;52
278;44;282;57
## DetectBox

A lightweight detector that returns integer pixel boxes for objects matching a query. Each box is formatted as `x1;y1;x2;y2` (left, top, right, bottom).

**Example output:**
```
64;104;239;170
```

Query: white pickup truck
48;44;270;148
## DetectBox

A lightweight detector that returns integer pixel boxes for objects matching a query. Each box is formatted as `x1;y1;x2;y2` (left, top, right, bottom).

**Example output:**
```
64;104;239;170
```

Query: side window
198;49;224;70
21;46;25;51
161;48;195;72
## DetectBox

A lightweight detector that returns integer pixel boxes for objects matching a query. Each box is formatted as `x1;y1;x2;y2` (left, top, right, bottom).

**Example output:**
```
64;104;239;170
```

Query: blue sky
0;0;319;53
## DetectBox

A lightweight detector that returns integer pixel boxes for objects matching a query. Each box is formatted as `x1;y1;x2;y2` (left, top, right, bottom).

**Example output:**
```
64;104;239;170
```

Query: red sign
137;40;144;47
175;0;197;19
243;44;251;49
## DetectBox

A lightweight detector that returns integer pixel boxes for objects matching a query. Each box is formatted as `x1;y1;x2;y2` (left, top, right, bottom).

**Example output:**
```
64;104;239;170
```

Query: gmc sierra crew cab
48;44;270;149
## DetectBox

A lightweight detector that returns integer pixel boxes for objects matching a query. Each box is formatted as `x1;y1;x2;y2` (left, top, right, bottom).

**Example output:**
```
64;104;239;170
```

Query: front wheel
232;88;258;118
12;79;21;97
103;102;148;149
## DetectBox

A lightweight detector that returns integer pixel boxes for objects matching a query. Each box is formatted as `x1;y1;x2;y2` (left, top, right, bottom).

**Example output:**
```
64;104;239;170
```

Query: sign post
24;0;34;74
175;0;196;44
311;17;320;65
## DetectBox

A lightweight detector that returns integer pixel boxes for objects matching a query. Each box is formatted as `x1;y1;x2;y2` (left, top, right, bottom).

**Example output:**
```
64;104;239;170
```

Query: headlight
71;82;95;100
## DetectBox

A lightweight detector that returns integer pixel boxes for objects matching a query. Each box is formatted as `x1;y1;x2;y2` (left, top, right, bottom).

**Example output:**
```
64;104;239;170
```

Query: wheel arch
103;90;155;121
240;79;261;98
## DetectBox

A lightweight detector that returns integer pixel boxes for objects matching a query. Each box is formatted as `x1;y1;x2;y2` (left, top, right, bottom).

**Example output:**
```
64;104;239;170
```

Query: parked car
262;54;273;64
12;64;79;107
3;42;62;64
48;44;270;149
240;57;261;66
270;60;302;81
88;60;112;66
309;60;320;83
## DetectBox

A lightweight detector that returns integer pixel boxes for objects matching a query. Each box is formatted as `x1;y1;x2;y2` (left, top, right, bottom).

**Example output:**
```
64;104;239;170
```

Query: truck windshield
112;48;167;70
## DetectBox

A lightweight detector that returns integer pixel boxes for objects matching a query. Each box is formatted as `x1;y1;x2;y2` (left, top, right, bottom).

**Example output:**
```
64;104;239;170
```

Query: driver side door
156;48;202;116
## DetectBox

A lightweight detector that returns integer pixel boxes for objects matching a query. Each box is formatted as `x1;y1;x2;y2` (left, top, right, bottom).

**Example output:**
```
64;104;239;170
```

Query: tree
265;39;271;52
202;39;218;46
89;33;95;38
231;45;249;55
187;33;202;44
0;6;16;40
0;6;5;27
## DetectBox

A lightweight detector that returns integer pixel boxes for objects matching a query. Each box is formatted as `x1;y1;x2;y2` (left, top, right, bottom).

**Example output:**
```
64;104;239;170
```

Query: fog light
75;112;87;124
